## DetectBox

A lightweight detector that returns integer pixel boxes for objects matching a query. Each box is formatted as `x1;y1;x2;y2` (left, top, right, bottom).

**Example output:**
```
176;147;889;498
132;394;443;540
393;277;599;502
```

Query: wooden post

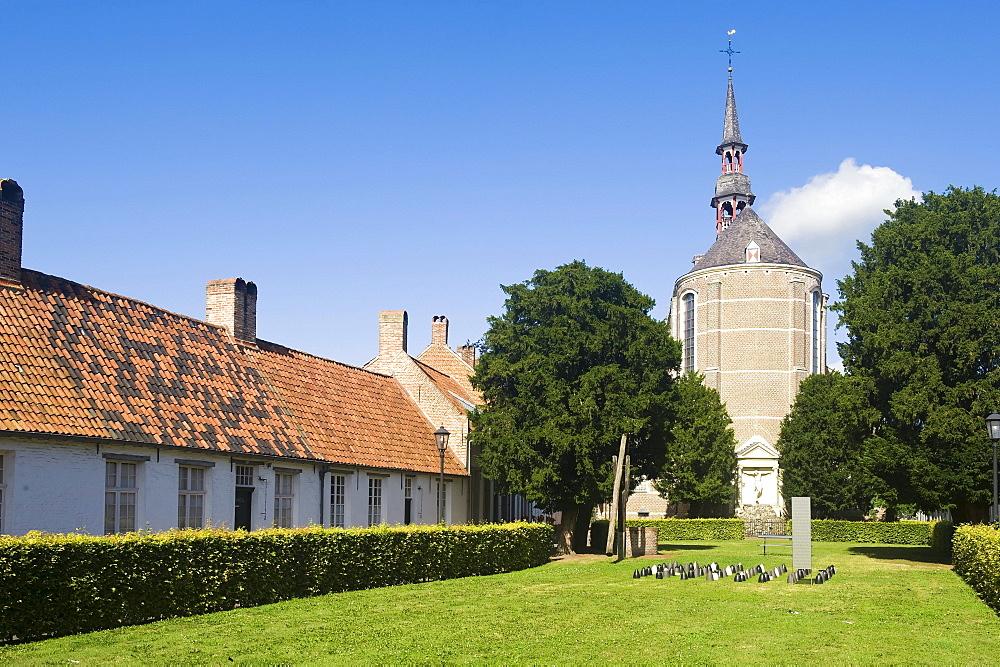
618;454;630;561
605;434;628;555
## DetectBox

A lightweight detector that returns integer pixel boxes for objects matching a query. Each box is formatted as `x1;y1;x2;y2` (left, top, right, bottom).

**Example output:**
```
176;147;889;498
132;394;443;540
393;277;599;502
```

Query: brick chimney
458;344;477;368
379;310;408;357
431;315;449;346
206;278;258;343
0;179;25;285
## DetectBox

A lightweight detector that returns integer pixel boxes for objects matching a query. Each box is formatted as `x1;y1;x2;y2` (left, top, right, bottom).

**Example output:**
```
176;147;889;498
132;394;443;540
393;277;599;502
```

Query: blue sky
4;2;997;367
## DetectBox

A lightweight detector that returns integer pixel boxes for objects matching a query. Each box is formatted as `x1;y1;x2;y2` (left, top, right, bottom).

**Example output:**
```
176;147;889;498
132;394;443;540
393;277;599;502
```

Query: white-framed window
235;465;255;487
682;292;696;373
105;460;138;534
178;466;206;529
274;472;294;528
368;477;383;527
331;474;346;528
0;453;6;534
811;291;822;374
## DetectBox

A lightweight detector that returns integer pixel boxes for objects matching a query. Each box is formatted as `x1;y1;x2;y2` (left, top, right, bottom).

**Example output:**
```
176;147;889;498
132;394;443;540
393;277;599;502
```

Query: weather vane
720;29;739;73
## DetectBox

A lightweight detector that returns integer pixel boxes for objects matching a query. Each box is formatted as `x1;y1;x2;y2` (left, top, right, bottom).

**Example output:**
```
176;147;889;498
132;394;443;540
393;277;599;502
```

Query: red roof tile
0;270;466;475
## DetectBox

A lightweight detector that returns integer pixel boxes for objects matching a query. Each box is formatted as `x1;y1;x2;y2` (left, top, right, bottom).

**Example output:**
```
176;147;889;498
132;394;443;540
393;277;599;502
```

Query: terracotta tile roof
413;358;478;414
248;341;466;475
0;270;312;458
416;345;481;405
0;270;467;475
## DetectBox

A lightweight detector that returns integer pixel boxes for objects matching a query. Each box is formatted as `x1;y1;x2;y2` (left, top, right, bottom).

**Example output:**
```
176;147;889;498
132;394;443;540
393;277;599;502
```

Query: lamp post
986;414;1000;527
434;426;450;524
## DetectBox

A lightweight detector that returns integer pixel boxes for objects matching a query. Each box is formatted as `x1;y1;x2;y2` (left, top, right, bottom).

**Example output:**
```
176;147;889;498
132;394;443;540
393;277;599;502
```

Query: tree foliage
653;372;737;517
776;371;877;519
470;261;680;552
835;186;1000;522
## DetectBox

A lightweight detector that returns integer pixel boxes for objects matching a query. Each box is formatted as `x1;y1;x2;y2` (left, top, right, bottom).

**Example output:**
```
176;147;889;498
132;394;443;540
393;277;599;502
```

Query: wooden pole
618;454;631;561
605;434;628;555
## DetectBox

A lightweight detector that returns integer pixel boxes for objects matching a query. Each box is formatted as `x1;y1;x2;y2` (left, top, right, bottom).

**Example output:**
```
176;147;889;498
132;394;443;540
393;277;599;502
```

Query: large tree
776;371;877;519
835;186;1000;522
470;261;680;553
653;372;737;518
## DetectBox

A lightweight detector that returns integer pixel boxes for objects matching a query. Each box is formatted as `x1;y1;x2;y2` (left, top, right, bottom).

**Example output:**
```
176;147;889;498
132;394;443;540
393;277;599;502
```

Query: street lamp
986;413;1000;527
434;426;450;524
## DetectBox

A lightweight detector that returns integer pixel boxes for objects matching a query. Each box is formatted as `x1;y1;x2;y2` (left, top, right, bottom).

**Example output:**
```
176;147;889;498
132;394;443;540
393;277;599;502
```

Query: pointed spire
721;77;742;146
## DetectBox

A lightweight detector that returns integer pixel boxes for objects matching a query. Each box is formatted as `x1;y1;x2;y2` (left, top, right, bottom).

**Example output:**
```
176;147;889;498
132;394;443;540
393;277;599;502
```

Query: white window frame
274;472;294;528
811;290;822;374
331;474;347;528
178;466;206;529
235;465;255;488
682;291;696;373
368;477;383;527
105;460;139;534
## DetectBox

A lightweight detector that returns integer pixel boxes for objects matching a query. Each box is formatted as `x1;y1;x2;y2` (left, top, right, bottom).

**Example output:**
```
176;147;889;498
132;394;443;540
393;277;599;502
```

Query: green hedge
590;518;951;547
622;519;745;541
805;520;952;547
0;522;552;644
952;524;1000;613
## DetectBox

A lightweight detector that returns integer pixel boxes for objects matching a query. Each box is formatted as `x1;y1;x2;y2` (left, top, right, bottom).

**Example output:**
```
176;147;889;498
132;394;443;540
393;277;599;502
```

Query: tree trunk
573;504;594;553
951;501;988;525
555;506;579;555
553;504;595;555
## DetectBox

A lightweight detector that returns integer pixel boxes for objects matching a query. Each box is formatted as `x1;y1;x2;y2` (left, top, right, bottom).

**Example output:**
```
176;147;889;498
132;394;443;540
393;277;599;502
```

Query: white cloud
760;158;921;270
759;159;921;371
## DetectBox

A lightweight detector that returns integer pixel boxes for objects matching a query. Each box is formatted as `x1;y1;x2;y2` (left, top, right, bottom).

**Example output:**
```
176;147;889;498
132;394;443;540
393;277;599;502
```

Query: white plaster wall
0;437;468;536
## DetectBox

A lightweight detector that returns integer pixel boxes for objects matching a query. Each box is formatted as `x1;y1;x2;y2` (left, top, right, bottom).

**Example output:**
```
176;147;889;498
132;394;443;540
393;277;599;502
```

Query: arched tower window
724;152;733;173
734;150;742;171
811;291;822;374
682;292;696;372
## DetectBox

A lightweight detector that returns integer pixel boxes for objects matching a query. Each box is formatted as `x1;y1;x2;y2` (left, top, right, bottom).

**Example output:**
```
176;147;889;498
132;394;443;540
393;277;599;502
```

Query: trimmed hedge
620;519;744;541
0;522;553;644
590;518;951;548
806;520;952;548
952;524;1000;613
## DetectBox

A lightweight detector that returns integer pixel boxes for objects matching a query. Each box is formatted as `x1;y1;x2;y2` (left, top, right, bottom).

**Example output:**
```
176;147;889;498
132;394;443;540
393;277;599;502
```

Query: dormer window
745;241;760;263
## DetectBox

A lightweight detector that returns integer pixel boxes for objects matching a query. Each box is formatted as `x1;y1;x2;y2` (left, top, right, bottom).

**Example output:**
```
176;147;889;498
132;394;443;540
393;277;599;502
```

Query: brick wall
206;278;257;343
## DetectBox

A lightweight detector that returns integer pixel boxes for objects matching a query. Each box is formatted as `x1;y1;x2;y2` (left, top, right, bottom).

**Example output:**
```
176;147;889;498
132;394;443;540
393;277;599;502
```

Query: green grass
3;540;999;664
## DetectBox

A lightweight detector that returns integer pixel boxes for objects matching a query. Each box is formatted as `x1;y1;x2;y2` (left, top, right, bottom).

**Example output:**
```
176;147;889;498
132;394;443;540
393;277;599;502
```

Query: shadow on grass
658;543;719;552
847;545;950;565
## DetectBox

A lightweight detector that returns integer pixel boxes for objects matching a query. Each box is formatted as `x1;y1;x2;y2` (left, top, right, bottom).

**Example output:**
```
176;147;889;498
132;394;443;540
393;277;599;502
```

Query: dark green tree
835;186;1000;522
470;261;680;553
776;371;877;519
653;372;737;518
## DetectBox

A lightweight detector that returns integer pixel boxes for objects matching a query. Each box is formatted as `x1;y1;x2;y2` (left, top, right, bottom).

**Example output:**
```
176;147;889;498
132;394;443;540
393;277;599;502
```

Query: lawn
2;540;998;664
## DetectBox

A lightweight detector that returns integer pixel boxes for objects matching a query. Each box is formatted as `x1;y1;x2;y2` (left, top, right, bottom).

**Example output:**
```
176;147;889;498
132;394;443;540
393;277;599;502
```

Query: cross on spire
720;29;739;73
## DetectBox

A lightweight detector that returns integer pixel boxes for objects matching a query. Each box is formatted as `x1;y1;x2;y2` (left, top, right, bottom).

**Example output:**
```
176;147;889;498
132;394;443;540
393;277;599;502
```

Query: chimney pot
431;315;449;346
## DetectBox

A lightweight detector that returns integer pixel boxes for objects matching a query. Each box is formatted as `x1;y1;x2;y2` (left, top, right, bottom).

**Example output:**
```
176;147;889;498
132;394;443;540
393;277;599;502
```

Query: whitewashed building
0;178;475;535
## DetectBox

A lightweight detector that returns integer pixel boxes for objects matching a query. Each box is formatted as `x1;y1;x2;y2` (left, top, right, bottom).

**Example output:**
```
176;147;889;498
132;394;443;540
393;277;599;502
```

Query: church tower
668;65;827;516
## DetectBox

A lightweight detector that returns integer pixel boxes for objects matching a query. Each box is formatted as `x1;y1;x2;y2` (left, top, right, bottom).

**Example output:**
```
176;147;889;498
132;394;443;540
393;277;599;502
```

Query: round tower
670;72;827;516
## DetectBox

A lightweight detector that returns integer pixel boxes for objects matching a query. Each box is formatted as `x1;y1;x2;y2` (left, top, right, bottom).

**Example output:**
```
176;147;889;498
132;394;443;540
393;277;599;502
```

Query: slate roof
0;269;466;475
691;207;808;272
717;76;746;152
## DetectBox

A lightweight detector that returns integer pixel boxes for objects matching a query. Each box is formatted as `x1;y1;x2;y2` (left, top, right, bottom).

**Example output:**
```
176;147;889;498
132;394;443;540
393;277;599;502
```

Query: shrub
805;520;951;546
626;518;744;541
0;522;553;644
952;524;1000;613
